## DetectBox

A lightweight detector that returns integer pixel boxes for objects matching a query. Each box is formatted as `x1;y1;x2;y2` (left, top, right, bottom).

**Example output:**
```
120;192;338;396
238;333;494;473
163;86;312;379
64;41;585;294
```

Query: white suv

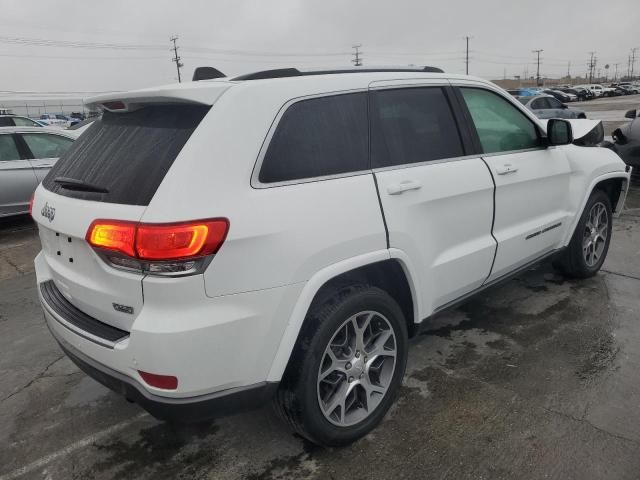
32;67;631;446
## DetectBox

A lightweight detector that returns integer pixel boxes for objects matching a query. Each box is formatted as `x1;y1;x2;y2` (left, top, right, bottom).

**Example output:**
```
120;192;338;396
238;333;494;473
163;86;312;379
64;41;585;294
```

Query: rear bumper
48;321;278;422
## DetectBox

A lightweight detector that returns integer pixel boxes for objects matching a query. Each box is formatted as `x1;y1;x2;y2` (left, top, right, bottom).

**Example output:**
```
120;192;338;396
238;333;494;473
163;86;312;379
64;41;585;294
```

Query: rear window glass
259;93;368;183
43;104;209;205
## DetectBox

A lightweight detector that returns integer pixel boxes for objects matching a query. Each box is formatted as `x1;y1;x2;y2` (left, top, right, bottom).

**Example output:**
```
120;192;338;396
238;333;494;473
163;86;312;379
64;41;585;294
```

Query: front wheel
274;285;408;447
554;189;612;278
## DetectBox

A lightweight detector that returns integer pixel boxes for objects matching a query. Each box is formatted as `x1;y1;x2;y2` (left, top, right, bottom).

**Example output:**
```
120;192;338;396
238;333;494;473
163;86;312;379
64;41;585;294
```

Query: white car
32;67;631;446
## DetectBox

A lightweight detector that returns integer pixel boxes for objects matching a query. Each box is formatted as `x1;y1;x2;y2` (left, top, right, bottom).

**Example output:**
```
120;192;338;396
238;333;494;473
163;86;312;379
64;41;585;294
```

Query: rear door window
21;133;73;159
258;93;368;183
370;87;463;168
0;135;20;161
43;104;210;205
13;117;40;127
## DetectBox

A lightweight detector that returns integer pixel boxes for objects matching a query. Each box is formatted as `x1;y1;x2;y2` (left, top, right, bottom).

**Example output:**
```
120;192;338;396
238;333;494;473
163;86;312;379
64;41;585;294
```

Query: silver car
0;127;75;217
517;95;587;120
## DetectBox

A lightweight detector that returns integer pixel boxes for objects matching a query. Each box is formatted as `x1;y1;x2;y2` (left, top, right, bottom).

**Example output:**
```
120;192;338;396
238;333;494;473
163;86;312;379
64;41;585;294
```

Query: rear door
33;103;210;331
370;81;496;313
0;133;38;216
457;85;572;282
19;132;75;182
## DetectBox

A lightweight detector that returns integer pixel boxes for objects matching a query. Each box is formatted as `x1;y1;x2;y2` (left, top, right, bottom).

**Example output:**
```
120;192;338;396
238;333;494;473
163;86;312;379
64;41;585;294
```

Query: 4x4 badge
41;202;55;222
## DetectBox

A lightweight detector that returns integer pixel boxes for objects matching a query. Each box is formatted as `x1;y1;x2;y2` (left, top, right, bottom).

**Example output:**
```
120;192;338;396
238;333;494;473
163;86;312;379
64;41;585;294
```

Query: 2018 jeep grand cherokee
32;67;630;446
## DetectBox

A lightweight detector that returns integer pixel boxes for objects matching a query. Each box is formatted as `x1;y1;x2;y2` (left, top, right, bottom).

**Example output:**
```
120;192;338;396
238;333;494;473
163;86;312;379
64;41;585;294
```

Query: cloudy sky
1;0;638;95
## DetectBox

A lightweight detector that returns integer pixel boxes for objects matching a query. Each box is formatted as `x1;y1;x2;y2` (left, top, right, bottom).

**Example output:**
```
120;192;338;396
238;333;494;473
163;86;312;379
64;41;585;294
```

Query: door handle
495;164;518;175
387;180;422;195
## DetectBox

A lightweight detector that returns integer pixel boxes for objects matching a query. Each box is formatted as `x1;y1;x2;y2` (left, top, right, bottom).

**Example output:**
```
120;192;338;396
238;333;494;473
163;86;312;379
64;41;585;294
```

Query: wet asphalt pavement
1;185;640;480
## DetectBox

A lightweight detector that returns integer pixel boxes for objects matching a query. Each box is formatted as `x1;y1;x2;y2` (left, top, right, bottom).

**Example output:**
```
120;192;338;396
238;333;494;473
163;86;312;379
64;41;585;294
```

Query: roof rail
233;66;444;81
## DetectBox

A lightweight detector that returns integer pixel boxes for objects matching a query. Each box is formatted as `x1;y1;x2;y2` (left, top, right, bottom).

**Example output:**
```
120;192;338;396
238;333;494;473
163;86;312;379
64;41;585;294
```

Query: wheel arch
266;251;420;382
562;172;629;246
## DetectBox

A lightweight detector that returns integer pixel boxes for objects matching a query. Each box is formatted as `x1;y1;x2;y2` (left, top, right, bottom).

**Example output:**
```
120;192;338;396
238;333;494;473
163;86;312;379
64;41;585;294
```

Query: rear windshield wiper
54;177;109;194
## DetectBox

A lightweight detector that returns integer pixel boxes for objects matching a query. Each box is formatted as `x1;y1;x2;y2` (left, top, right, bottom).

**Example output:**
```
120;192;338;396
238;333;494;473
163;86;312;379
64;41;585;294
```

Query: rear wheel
554;189;612;278
274;285;408;446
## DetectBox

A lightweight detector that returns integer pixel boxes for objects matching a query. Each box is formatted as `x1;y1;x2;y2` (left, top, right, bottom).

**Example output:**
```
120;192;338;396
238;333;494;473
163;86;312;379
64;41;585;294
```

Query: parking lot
572;94;639;136
1;104;640;478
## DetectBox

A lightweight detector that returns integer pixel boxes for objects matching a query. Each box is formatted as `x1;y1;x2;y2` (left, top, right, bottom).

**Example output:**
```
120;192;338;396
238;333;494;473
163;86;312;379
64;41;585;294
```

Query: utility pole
567;60;571;80
614;63;619;81
352;44;363;67
170;36;183;83
587;51;596;83
532;49;543;86
631;47;638;81
465;35;472;75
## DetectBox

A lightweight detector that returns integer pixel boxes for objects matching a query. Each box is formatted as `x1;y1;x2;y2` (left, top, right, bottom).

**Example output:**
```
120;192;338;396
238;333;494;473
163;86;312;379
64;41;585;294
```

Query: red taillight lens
136;220;229;260
102;101;126;111
86;220;137;257
28;194;35;217
86;218;229;261
138;371;178;390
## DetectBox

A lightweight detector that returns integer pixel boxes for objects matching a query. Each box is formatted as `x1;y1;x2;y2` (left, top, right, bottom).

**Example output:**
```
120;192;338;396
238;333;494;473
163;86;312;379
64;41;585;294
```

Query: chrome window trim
251;81;555;189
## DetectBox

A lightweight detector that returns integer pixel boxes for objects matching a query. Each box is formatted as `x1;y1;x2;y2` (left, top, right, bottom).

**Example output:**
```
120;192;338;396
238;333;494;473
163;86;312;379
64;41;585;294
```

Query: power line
170;36;183;83
352;44;362;66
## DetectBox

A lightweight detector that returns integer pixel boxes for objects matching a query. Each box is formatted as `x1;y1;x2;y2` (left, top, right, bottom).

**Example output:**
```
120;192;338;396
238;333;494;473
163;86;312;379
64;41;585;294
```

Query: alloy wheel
317;311;397;427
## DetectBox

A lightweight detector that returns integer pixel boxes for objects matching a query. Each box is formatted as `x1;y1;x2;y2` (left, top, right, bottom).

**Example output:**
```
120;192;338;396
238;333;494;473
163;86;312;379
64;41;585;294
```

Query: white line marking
0;412;149;480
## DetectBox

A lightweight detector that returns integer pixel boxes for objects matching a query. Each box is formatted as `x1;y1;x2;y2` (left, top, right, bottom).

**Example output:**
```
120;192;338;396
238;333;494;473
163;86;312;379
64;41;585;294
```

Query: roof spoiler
192;67;226;81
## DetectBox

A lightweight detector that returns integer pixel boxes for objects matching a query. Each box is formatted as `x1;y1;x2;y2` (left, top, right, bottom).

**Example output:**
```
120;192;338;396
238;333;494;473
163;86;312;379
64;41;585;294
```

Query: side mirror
625;109;637;119
547;118;573;146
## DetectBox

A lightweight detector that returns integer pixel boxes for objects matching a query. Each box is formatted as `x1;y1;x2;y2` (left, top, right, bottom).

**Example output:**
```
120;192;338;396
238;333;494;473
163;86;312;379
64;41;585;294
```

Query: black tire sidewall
569;189;613;275
294;287;408;446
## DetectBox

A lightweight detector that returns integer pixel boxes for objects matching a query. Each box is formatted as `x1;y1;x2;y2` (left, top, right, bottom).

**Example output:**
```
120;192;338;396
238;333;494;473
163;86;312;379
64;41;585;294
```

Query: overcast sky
1;0;639;95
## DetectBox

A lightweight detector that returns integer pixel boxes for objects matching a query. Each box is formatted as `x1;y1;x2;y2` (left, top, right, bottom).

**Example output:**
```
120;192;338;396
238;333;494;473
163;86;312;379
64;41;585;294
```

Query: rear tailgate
33;188;145;331
33;87;227;332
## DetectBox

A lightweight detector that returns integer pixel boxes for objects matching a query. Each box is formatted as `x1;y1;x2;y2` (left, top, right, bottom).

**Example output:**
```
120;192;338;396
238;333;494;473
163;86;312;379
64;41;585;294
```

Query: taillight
86;220;137;257
28;194;35;217
136;220;228;260
85;218;229;275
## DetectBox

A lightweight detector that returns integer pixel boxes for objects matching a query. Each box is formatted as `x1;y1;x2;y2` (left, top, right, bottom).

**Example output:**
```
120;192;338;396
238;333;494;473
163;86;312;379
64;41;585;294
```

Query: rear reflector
138;371;178;390
86;218;229;261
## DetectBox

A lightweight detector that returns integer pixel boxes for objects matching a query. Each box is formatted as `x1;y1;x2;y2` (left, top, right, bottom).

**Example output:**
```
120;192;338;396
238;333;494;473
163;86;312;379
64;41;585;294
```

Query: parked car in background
605;108;640;170
38;114;68;128
507;88;538;97
0;115;44;127
0;127;75;217
555;87;593;101
543;89;575;102
517;94;587;119
31;68;629;446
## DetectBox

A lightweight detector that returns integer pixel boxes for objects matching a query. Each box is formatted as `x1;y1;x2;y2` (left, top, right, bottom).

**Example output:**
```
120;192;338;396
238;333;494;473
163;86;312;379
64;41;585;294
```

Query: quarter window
21;133;73;159
259;93;368;183
371;87;463;168
461;88;541;154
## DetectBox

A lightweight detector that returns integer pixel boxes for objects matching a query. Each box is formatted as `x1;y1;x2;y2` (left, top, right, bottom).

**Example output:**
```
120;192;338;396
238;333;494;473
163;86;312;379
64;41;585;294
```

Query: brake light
28;194;35;217
138;371;178;390
102;101;126;111
85;218;229;261
137;220;228;260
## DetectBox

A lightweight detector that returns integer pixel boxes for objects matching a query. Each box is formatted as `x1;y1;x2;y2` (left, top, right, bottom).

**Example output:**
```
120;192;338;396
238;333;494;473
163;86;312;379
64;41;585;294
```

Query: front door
458;86;572;282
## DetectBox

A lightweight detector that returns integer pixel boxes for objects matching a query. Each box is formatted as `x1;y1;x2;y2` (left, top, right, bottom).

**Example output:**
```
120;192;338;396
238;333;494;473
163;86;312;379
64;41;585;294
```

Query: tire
274;285;408;447
554;189;612;278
